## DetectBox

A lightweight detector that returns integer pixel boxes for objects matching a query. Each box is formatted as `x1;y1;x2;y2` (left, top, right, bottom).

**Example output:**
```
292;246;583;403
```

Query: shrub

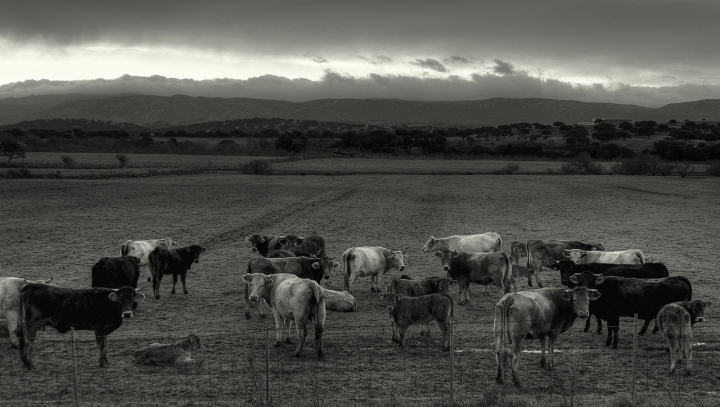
61;155;76;168
115;154;129;168
493;163;520;175
707;162;720;176
241;159;274;175
675;162;695;178
611;155;655;175
5;168;34;178
561;152;603;175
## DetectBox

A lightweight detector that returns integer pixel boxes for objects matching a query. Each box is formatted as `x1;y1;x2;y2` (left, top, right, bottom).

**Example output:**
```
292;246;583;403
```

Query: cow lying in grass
134;334;202;366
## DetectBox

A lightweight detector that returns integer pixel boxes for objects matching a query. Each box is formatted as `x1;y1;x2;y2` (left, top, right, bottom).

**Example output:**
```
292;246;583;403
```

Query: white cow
0;277;54;348
324;289;357;312
421;233;502;253
563;249;645;265
342;247;407;292
121;238;177;281
243;273;326;358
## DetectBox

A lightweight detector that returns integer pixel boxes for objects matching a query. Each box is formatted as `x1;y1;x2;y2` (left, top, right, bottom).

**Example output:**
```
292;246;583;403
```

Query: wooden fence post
632;314;638;402
450;317;454;402
71;327;80;407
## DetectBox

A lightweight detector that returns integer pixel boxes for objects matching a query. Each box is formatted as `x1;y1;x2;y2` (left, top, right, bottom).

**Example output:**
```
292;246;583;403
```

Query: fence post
632;314;637;402
71;327;80;407
266;321;270;407
450;316;454;402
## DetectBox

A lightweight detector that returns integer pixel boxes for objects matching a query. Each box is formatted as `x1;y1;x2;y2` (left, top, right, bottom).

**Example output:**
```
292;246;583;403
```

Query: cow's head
560;286;601;319
278;235;302;249
185;333;202;350
550;260;578;285
246;234;264;252
158;238;177;249
312;256;338;279
243;273;273;303
685;300;712;324
590;242;606;251
563;249;587;264
109;287;145;318
379;292;403;312
126;255;141;265
568;271;605;288
188;245;206;263
434;250;460;271
388;249;407;271
435;277;457;293
421;237;438;252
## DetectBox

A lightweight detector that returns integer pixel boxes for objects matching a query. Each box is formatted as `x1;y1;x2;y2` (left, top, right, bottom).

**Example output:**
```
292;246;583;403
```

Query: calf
343;246;407;292
494;286;601;387
569;271;692;348
134;333;202;366
19;284;144;368
434;250;515;303
386;276;456;336
379;292;454;351
148;245;206;299
245;256;339;319
657;300;712;375
244;273;326;358
0;277;54;348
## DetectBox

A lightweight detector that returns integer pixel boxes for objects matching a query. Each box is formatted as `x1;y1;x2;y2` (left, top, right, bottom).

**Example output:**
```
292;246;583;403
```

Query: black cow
294;234;327;258
91;256;141;289
148;245;206;299
386;276;456;337
18;284;144;368
552;260;670;333
244;256;339;319
245;234;296;257
568;271;692;348
267;249;320;258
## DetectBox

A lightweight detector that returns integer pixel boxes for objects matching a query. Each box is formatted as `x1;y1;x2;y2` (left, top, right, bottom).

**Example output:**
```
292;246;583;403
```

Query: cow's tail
342;249;354;290
495;233;503;252
501;252;515;293
677;276;692;300
148;247;161;278
442;292;455;319
638;250;646;264
501;294;513;346
310;281;326;328
525;240;534;286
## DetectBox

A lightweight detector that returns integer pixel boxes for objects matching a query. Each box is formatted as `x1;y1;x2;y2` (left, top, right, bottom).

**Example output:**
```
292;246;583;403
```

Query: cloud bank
2;71;719;108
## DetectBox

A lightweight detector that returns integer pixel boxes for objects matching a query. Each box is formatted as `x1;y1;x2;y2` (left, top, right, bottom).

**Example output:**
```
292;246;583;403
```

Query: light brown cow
133;333;202;365
379;292;454;351
421;233;502;253
0;277;54;348
563;248;645;265
243;273;326;358
657;300;712;375
342;247;407;292
434;250;515;303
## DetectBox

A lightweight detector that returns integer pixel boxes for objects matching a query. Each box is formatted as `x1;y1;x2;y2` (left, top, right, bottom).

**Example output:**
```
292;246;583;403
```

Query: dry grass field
1;165;719;406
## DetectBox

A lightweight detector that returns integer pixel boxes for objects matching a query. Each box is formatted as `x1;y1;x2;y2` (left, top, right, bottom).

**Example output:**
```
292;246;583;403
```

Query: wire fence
2;317;719;407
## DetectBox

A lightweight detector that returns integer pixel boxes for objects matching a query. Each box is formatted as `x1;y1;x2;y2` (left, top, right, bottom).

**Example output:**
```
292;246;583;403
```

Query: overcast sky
1;0;719;107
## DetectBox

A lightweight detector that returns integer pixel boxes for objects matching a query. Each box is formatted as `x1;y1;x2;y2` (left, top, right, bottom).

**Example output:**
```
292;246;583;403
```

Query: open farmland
1;169;719;406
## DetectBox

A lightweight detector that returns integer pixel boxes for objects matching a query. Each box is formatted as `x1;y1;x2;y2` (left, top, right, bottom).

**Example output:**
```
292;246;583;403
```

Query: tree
61;155;76;168
115;154;129;168
552;121;565;128
0;140;26;162
704;133;719;145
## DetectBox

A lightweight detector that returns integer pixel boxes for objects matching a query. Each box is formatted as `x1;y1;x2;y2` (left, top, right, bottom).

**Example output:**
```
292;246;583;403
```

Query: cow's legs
510;341;522;386
438;319;450;351
171;274;178;294
180;272;188;294
682;334;692;375
375;273;383;292
667;334;679;374
344;271;358;292
6;310;20;348
539;335;548;368
314;307;325;358
293;318;308;357
152;274;164;299
398;325;409;349
95;331;109;367
546;333;559;370
19;321;40;369
606;317;620;348
482;284;490;295
390;321;399;343
272;309;284;347
284;319;293;343
144;264;152;282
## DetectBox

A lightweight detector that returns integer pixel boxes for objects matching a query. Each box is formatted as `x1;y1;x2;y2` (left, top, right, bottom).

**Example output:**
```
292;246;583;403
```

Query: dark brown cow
494;286;601;386
148;245;206;299
379;292;454;351
657;300;712;375
19;284;144;368
245;234;296;257
386;276;456;336
91;256;141;289
525;240;605;287
434;250;515;303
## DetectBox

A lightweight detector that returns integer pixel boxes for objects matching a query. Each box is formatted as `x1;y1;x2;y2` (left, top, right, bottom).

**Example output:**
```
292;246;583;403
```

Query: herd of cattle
0;232;712;388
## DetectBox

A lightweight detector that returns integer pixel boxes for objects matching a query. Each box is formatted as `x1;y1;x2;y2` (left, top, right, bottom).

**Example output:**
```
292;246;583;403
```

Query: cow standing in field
434;250;515;303
657;300;712;375
0;277;54;348
18;284;145;368
342;247;407;292
121;238;177;282
421;233;502;254
246;234;304;257
563;248;645;264
494;286;601;386
568;271;692;348
91;256;141;289
379;292;454;351
244;256;339;319
244;273;326;358
386;276;456;336
525;240;605;288
293;234;327;258
148;245;206;299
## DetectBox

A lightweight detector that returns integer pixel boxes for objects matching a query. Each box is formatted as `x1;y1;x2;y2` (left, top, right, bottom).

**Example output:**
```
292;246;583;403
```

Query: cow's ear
594;274;605;285
451;250;459;258
259;237;266;243
560;290;572;301
396;294;404;300
134;292;146;301
201;247;206;252
242;274;254;283
312;262;320;269
581;251;587;257
265;277;274;287
569;275;579;284
450;279;458;286
588;290;601;301
296;238;305;245
562;251;570;258
108;292;119;302
379;293;386;299
332;261;341;269
279;238;287;245
434;251;442;258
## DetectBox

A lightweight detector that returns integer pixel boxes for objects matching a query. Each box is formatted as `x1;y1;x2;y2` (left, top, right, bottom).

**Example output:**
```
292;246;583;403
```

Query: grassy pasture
1;169;719;406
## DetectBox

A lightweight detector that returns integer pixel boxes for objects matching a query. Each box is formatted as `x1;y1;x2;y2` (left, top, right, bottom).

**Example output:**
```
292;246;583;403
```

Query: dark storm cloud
358;55;394;65
410;59;448;73
304;54;328;63
445;56;472;65
3;72;718;107
493;60;516;75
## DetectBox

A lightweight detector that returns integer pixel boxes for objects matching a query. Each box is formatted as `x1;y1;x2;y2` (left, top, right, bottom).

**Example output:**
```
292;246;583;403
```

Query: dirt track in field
1;172;719;406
